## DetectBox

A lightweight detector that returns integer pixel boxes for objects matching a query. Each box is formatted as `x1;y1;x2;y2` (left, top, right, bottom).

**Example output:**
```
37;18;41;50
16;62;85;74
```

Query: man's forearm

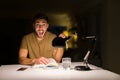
53;48;64;62
19;57;34;65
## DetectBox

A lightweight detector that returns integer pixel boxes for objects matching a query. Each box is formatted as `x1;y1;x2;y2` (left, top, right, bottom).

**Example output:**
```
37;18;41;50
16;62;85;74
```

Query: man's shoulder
23;32;35;38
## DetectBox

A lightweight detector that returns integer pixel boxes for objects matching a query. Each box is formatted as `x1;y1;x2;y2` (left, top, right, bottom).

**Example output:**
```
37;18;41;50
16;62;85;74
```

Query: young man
19;13;64;65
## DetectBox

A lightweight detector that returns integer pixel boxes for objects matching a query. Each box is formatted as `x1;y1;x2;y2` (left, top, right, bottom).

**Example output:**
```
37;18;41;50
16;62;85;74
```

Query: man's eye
36;24;39;26
42;24;46;26
35;24;39;26
35;23;47;28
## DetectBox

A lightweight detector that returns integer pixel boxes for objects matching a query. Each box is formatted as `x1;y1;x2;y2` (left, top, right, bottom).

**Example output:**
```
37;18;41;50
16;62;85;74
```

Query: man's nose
38;25;44;28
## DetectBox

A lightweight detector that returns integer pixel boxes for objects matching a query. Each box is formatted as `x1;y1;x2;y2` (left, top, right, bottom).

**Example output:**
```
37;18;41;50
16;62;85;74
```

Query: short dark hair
32;13;48;24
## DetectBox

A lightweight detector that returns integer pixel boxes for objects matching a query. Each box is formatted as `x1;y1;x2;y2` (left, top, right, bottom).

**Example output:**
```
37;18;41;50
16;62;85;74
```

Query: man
19;13;64;65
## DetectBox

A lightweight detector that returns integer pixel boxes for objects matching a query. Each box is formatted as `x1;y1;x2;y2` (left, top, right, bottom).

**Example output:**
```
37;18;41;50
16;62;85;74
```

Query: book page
32;58;58;68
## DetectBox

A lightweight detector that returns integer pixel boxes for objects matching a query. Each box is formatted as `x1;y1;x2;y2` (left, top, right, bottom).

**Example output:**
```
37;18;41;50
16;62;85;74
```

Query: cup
62;57;71;70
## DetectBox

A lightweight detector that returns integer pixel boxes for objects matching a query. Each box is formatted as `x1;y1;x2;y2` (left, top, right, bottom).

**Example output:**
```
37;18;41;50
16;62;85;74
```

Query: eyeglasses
34;23;48;28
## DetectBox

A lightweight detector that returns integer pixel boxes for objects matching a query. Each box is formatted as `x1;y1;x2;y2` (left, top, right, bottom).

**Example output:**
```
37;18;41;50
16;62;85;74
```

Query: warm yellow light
48;13;73;30
63;30;69;37
73;33;77;41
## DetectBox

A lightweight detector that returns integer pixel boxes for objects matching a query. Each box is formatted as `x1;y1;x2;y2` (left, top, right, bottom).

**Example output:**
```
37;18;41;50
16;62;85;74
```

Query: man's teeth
39;31;44;34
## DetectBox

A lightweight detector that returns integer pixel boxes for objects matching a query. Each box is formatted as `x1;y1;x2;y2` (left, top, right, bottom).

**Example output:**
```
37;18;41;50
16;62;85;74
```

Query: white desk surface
0;62;120;80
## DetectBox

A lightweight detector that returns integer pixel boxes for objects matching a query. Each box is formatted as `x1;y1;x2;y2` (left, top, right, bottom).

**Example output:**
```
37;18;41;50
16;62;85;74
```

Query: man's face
33;19;48;38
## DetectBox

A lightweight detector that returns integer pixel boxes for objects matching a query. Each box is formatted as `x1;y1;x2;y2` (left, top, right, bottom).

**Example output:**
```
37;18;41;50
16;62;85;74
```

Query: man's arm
52;33;65;62
52;48;64;62
19;49;33;65
19;49;49;65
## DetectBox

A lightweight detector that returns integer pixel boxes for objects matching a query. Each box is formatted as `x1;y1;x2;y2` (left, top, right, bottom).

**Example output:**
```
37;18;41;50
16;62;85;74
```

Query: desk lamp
74;50;91;71
74;35;96;71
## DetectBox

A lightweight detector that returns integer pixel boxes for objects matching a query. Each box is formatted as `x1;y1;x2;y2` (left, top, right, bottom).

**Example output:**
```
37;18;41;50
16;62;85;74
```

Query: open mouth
38;31;44;37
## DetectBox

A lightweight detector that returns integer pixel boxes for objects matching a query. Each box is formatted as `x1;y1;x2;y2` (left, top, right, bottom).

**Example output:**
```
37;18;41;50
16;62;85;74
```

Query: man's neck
37;37;43;41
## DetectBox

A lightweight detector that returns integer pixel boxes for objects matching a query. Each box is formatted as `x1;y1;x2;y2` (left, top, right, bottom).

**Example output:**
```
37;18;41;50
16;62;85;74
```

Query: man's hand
32;57;50;64
58;34;66;38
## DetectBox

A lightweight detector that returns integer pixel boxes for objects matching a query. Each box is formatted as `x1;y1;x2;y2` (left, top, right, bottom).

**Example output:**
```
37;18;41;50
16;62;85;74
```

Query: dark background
0;0;120;74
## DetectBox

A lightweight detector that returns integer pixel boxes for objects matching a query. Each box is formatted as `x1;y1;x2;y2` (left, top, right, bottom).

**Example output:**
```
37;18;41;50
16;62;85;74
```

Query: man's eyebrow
42;21;47;23
35;21;47;23
35;23;46;24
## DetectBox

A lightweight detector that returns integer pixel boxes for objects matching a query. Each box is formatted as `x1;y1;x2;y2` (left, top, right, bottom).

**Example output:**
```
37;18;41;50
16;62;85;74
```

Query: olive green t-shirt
20;31;56;59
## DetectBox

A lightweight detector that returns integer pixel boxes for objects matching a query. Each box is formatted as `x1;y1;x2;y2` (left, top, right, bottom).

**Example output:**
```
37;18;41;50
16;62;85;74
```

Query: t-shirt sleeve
20;36;28;49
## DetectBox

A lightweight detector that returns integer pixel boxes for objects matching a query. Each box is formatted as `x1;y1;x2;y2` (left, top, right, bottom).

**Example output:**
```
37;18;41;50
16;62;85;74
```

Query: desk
0;62;120;80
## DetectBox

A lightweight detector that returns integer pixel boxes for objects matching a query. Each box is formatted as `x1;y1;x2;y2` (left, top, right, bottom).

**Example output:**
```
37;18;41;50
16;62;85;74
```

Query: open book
32;58;58;68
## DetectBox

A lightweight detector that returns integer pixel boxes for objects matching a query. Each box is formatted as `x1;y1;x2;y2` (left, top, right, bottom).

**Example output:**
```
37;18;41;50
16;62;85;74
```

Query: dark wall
100;0;120;74
0;19;31;64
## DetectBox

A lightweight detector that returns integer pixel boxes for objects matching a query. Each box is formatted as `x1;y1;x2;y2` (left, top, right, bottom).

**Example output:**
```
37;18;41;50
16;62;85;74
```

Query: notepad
32;58;58;68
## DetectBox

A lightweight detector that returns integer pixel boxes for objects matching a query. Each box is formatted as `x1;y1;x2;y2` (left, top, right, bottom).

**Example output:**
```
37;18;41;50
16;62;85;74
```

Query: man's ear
47;23;49;28
33;24;35;30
